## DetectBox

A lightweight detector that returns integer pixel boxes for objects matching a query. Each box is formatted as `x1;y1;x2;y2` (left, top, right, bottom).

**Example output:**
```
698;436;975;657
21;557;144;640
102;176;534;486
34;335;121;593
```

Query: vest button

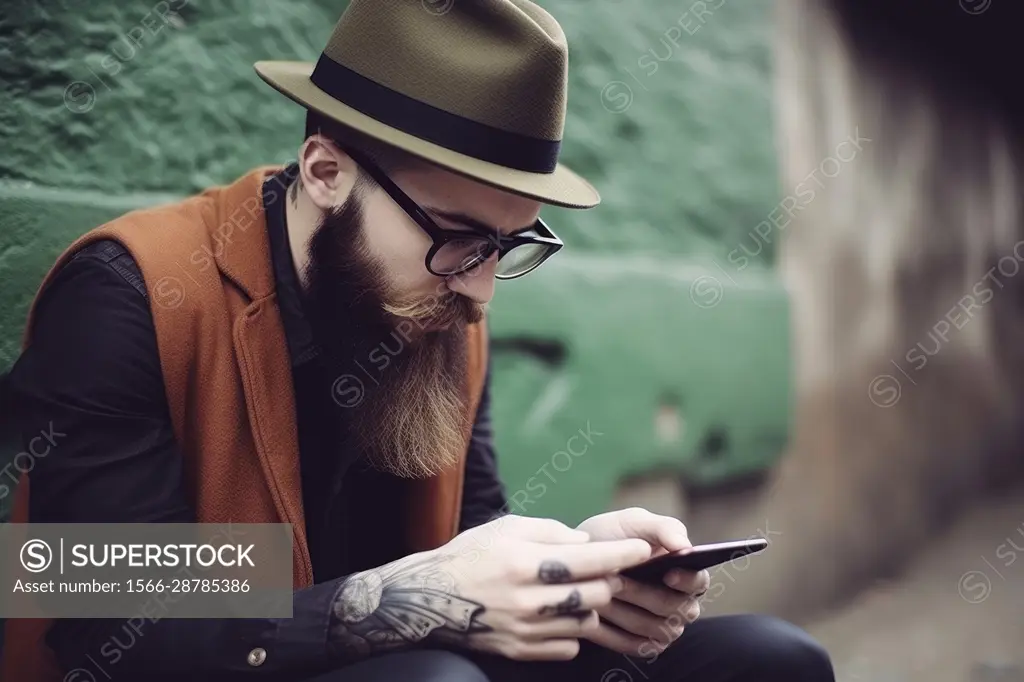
247;647;267;667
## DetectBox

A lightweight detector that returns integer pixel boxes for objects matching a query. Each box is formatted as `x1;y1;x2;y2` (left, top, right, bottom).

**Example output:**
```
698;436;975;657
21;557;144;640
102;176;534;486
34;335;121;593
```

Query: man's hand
327;515;652;663
575;508;711;656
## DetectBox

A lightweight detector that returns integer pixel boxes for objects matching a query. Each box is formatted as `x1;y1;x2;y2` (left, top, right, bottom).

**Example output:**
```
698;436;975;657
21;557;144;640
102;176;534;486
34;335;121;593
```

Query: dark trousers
306;614;835;682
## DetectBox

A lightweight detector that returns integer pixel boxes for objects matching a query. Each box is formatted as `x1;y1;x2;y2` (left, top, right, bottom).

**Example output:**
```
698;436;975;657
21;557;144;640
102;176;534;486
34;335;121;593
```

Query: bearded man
1;2;832;681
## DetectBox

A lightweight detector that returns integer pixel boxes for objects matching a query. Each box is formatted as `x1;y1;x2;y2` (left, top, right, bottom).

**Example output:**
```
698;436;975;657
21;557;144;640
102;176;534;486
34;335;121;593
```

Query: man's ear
297;135;359;211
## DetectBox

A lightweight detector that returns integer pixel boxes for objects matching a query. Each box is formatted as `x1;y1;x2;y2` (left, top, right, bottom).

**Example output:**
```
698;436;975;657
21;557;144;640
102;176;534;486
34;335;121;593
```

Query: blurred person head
743;0;1024;617
775;0;1024;390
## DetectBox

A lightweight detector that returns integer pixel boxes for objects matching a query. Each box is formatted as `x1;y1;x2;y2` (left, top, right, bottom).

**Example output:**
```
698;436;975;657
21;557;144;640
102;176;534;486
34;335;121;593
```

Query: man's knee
727;614;834;680
419;651;491;682
385;650;490;682
311;650;490;682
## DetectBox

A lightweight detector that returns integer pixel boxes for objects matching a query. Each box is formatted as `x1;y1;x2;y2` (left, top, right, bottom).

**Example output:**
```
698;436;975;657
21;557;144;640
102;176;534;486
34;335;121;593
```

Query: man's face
296;145;543;479
355;158;543;321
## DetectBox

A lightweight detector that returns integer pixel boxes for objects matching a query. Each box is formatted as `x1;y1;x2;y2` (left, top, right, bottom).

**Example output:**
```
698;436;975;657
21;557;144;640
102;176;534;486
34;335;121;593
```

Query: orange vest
1;167;488;682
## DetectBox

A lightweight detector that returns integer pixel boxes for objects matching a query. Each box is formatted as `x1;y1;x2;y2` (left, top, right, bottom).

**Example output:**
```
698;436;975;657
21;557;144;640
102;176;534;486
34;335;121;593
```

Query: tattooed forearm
328;553;491;659
537;560;572;584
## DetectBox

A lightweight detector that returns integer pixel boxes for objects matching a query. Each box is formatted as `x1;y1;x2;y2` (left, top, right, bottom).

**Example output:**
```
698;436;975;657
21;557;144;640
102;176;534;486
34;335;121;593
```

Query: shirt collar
264;163;321;368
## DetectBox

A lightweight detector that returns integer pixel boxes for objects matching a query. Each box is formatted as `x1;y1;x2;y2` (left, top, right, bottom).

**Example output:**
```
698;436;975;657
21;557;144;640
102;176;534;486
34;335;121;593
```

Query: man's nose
445;252;498;303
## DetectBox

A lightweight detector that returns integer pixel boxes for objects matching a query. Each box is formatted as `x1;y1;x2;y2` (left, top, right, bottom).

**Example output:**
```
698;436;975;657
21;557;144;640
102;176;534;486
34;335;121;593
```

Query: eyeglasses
338;143;564;280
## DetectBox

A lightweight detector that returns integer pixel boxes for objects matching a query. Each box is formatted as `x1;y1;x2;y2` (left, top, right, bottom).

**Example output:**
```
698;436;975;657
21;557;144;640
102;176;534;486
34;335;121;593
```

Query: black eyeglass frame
337;142;564;280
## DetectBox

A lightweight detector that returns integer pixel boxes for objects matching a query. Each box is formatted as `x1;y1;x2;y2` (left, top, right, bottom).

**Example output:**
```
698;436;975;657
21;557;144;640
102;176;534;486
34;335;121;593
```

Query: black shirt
6;165;507;681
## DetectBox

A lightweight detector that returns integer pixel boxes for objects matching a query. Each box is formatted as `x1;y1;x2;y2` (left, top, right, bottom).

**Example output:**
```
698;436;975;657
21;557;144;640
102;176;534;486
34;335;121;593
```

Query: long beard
301;194;483;479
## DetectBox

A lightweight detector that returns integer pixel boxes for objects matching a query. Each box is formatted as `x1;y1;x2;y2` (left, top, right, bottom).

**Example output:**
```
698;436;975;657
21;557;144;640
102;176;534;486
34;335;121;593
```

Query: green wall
0;0;788;524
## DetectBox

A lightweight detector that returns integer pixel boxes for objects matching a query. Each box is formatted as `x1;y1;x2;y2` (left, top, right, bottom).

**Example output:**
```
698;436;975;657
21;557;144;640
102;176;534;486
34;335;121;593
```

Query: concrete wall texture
0;0;789;524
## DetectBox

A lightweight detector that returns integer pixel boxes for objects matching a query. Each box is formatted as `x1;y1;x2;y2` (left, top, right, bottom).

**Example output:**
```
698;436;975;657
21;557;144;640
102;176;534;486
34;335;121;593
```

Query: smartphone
619;538;769;585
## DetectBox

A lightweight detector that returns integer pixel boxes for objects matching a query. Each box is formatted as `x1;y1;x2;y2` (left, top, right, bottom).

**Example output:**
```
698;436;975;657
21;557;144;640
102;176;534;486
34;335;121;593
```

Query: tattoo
328;554;491;659
537;560;572;584
538;588;587;618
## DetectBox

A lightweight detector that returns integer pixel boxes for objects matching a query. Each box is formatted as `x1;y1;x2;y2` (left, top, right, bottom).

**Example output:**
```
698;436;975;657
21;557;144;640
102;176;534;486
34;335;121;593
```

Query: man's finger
517;578;621;618
506;516;591;544
612;576;684;618
620;511;691;552
515;609;602;638
505;638;581;661
585;621;663;656
664;568;710;596
596;598;679;641
539;539;652;580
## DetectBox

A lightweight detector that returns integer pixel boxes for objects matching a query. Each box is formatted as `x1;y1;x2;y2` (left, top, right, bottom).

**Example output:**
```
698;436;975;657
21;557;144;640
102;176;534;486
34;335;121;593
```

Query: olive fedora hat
254;0;600;209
